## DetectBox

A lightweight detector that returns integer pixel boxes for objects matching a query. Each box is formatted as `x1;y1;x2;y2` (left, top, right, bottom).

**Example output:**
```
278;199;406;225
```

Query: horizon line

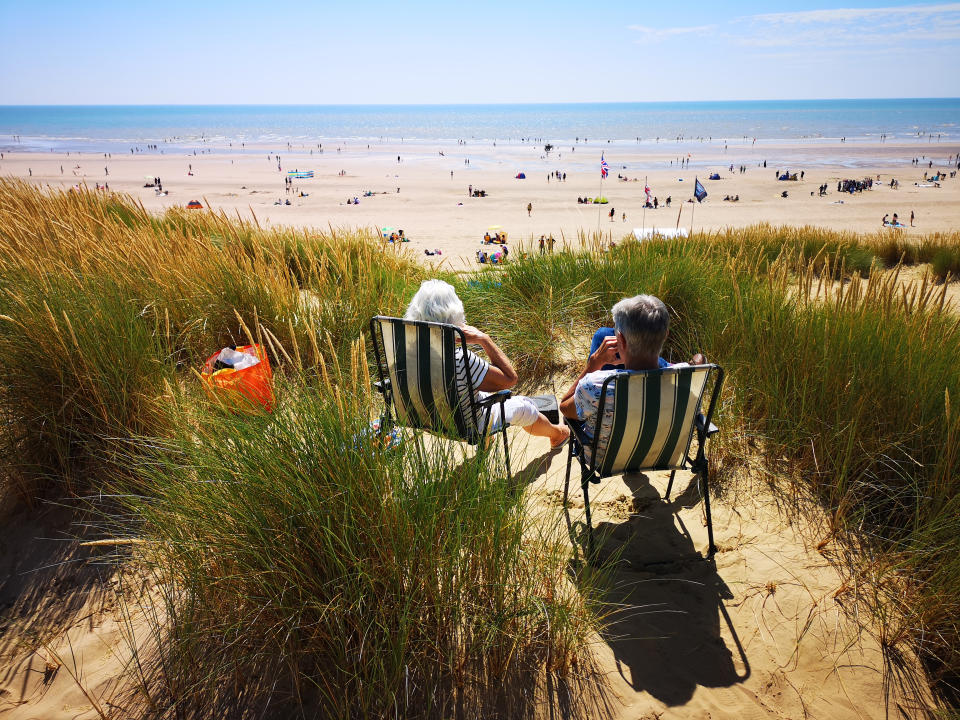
1;97;959;108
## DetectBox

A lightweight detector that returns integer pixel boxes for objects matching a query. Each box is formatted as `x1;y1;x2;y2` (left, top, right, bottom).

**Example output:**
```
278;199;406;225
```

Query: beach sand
0;428;931;718
0;138;950;718
2;138;958;267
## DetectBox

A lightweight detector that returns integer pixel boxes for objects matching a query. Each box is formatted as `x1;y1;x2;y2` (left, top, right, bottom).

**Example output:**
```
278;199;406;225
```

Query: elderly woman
404;279;569;448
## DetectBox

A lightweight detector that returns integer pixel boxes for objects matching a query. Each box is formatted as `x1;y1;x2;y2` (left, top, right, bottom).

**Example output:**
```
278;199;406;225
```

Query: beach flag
694;178;708;203
600;154;609;179
645;182;652;203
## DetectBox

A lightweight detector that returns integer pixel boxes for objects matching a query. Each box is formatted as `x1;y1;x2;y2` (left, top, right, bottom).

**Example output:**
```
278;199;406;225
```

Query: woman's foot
549;424;571;450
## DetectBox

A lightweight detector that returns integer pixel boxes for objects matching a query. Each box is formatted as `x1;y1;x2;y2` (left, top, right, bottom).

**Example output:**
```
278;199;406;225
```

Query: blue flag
694;178;708;202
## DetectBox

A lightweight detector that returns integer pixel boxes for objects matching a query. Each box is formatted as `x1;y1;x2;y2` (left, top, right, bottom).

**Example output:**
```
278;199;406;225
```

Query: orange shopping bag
201;344;275;412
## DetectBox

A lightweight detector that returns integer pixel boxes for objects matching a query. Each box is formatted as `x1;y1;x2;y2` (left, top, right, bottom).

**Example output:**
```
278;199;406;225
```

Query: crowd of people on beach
839;178;873;193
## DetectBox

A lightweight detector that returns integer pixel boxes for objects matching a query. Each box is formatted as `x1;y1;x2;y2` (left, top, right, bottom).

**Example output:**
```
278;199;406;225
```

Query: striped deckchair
564;364;724;559
369;316;513;476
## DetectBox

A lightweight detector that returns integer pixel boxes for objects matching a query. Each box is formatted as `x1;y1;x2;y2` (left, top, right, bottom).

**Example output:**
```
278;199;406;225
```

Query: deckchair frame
369;316;513;477
564;364;724;559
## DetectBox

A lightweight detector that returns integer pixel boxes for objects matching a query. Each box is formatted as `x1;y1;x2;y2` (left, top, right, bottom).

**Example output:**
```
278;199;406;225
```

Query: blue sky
1;0;958;103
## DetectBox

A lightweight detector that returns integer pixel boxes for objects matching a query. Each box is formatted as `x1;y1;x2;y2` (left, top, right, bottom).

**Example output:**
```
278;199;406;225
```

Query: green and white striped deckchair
369;316;513;476
564;364;724;559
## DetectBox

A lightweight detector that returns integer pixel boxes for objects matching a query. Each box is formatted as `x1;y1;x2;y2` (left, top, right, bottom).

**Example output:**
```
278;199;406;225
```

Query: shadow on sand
567;470;750;707
0;500;114;701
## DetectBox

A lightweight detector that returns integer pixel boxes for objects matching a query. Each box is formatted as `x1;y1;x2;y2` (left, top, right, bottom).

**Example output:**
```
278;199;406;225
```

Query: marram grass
3;180;960;712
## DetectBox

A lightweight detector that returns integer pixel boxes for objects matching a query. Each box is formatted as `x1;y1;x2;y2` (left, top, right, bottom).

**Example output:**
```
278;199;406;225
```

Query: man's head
612;294;669;362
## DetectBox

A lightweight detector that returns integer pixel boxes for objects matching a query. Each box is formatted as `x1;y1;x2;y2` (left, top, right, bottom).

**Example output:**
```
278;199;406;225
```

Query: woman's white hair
404;279;467;326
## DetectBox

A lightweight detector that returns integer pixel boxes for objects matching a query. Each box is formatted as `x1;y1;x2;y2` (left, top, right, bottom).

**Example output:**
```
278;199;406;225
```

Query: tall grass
112;370;599;719
4;180;960;710
458;232;960;705
0;181;599;718
0;180;424;499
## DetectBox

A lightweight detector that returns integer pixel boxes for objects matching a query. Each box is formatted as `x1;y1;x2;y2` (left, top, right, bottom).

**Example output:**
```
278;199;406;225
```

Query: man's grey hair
404;279;467;326
612;294;669;357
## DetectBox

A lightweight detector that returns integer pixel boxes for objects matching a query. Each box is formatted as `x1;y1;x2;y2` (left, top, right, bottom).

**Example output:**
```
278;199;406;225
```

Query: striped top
456;348;489;411
573;364;708;474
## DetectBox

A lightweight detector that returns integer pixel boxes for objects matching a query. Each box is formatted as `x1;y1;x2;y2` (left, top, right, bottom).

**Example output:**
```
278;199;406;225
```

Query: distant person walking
910;210;915;227
527;202;532;217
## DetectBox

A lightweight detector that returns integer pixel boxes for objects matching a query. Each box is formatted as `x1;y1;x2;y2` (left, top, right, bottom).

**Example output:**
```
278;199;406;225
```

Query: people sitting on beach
560;295;705;457
484;232;491;243
403;279;570;448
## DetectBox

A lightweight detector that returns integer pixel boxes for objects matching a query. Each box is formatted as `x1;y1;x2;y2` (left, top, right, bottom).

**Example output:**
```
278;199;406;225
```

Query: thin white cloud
627;23;716;41
751;3;960;25
628;3;960;47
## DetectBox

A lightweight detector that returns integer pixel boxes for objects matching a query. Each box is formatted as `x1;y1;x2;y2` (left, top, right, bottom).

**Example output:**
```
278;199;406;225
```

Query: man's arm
560;336;618;419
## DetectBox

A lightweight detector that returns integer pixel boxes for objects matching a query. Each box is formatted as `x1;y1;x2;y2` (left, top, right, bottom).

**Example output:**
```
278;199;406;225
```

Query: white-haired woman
404;279;570;448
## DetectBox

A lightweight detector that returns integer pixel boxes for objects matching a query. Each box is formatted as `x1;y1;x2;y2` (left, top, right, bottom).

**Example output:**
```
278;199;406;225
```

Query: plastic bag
201;344;274;412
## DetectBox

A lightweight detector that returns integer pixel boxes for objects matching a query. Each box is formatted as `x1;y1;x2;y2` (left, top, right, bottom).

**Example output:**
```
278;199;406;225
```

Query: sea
1;100;958;171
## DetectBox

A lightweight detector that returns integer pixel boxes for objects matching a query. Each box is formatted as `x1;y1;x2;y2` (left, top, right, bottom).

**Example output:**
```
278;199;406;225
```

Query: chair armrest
696;412;719;437
563;416;591;448
475;389;512;408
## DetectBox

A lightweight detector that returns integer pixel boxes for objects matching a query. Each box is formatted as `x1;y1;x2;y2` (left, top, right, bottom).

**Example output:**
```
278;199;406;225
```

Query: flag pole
676;202;682;229
597;160;604;234
641;175;647;233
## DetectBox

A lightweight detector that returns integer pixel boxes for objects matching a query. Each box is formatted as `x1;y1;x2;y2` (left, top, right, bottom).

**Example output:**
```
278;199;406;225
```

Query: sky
0;0;958;104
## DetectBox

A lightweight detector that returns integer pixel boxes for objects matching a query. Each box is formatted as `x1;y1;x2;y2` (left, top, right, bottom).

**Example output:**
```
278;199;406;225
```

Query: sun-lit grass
111;370;599;718
0;179;425;498
458;230;960;705
3;180;960;711
0;180;599;718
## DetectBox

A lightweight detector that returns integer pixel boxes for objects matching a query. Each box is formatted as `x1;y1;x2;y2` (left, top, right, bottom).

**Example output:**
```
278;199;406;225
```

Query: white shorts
478;392;540;431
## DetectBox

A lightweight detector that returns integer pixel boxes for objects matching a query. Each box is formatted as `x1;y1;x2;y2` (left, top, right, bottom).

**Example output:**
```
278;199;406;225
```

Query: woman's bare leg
521;412;570;447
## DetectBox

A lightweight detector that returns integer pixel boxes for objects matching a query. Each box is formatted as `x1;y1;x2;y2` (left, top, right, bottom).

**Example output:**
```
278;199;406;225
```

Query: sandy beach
3;138;958;266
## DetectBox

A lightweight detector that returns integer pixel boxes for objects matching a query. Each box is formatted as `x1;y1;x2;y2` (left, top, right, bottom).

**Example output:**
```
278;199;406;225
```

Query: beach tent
632;227;689;241
287;170;314;179
187;200;203;209
515;172;526;179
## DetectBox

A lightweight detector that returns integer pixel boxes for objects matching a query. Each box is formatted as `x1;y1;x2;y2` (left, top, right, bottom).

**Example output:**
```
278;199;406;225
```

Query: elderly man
560;295;705;453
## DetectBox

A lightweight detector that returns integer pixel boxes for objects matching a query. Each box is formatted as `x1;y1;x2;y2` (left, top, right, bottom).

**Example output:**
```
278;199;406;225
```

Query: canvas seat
564;364;724;559
369;316;513;476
